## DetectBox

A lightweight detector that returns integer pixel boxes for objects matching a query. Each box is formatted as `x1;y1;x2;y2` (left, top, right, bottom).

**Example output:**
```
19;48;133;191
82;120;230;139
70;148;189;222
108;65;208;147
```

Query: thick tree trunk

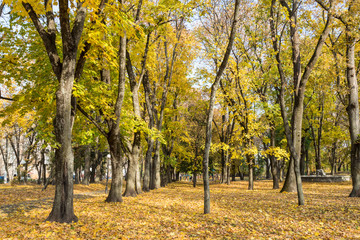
270;156;279;189
151;140;161;189
46;65;77;223
143;138;153;191
281;158;297;192
143;73;154;191
123;154;138;197
105;137;123;202
82;145;91;185
350;144;360;196
193;172;197;187
345;35;360;197
136;161;142;191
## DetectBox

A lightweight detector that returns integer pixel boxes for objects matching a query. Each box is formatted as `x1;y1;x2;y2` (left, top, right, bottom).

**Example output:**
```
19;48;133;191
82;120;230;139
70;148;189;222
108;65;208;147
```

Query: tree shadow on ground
0;192;103;215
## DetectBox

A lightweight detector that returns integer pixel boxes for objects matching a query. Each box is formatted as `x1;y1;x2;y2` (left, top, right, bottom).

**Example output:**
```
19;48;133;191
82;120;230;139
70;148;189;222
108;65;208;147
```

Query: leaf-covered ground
1;180;360;239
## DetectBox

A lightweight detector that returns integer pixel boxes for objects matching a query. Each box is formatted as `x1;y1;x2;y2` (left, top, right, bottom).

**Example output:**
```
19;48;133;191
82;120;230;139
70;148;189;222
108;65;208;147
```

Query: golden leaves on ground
1;181;360;239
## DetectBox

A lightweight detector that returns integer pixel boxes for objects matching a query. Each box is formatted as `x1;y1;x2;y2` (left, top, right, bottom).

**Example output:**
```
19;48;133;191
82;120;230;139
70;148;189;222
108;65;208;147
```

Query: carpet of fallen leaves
1;180;360;239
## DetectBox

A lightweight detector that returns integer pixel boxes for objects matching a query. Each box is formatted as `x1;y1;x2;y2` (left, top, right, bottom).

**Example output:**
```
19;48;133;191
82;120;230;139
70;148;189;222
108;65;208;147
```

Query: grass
0;180;359;239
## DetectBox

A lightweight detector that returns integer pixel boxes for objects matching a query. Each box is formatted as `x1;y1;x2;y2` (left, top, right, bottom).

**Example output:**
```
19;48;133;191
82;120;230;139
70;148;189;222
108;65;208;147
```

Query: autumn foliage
1;181;359;239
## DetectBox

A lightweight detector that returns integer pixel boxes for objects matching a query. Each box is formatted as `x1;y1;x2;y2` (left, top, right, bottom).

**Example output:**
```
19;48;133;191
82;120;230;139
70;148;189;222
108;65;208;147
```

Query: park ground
0;180;360;239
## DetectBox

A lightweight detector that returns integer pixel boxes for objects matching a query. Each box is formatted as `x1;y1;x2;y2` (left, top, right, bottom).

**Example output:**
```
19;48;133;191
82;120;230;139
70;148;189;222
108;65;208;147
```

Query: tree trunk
266;158;271;179
248;155;254;190
231;163;236;181
238;166;244;180
74;168;79;184
143;73;154;191
105;137;123;202
281;158;297;192
345;34;360;197
193;172;197;187
82;145;91;185
42;149;47;186
123;154;138;197
300;136;306;175
221;149;226;183
143;138;153;191
37;163;42;184
151;140;161;189
330;141;337;175
270;156;279;189
46;63;78;223
136;161;142;192
226;158;231;185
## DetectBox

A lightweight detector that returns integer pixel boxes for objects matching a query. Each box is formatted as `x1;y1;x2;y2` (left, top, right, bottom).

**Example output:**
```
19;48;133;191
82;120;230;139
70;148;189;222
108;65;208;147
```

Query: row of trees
0;0;359;222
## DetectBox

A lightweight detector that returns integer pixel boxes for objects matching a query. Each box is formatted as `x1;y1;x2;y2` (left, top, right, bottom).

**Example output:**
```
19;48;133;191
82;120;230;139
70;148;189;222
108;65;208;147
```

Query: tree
202;0;241;214
3;0;106;222
269;0;333;205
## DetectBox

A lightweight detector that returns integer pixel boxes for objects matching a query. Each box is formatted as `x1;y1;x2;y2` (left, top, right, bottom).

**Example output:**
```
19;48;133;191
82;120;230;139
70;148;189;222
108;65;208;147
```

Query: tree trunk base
105;196;123;203
349;189;360;197
280;186;297;193
123;190;137;197
46;211;78;223
142;187;150;192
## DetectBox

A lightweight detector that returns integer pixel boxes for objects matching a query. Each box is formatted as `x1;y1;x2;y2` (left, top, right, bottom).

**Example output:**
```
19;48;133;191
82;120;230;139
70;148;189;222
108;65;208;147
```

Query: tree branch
22;2;62;80
0;90;13;101
77;104;108;137
71;1;87;47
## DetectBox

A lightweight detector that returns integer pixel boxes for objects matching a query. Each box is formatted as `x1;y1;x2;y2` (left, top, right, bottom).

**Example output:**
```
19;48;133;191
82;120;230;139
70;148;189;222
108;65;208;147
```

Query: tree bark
151;140;161;189
143;73;154;191
143;138;153;191
123;154;138;197
46;64;78;222
345;34;360;197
